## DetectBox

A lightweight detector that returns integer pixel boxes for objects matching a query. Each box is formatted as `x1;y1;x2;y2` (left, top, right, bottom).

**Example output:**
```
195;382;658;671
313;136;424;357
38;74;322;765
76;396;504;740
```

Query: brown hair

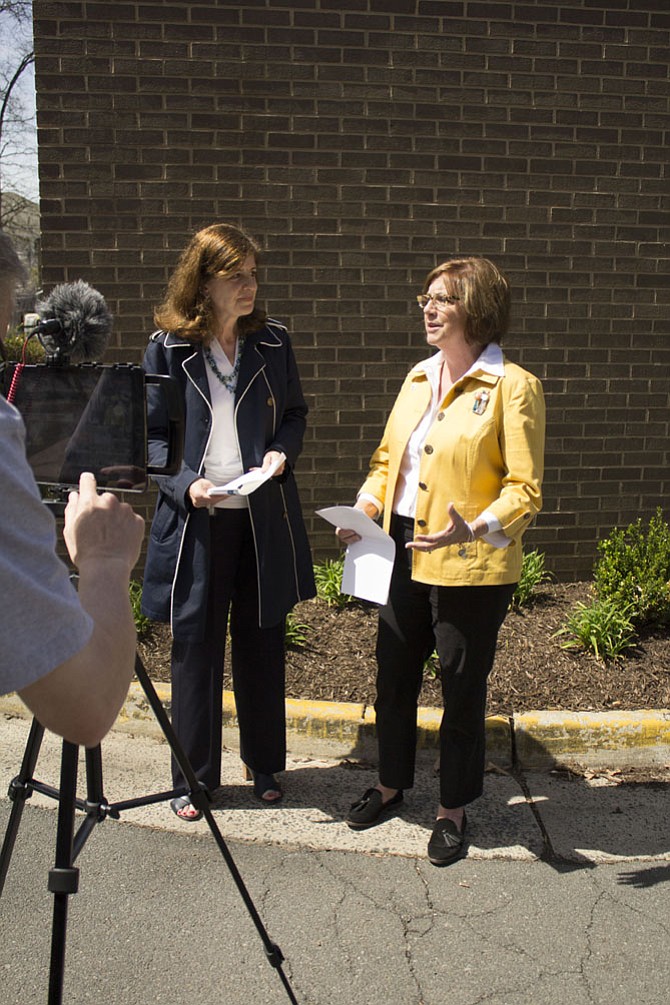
422;257;511;346
154;223;266;342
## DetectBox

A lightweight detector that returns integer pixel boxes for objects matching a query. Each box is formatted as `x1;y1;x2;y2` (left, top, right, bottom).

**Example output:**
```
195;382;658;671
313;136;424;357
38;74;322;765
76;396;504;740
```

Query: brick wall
32;0;670;580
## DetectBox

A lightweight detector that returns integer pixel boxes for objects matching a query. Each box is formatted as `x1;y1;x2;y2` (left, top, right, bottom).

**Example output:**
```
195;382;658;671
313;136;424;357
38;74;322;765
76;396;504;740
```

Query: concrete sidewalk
0;712;668;1005
1;709;667;866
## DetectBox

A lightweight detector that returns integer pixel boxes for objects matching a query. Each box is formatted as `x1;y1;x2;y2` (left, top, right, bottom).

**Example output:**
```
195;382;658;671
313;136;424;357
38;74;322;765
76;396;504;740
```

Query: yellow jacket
359;353;545;586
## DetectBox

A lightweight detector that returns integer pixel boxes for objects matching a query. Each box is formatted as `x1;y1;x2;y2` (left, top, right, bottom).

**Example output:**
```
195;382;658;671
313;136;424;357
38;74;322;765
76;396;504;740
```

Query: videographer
0;232;145;747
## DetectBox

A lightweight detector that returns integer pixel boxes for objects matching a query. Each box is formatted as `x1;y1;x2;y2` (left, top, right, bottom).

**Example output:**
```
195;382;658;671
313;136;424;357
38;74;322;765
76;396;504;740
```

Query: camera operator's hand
63;472;144;572
19;473;145;748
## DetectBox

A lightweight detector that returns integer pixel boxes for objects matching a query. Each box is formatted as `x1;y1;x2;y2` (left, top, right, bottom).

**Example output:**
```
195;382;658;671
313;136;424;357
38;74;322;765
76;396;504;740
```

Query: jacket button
417;519;427;527
437;412;445;421
424;444;434;454
419;482;427;491
267;397;273;406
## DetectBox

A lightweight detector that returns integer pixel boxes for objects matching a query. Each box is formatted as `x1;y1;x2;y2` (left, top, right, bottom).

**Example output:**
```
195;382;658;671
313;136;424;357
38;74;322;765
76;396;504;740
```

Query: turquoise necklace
204;336;245;394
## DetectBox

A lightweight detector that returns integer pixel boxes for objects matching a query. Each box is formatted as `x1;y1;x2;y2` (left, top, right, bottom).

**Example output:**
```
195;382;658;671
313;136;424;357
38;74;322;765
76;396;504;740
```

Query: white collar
418;342;505;380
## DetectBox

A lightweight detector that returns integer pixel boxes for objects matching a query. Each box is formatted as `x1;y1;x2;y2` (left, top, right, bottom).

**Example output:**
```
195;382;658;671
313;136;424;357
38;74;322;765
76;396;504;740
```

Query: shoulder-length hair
422;257;511;346
154;223;267;342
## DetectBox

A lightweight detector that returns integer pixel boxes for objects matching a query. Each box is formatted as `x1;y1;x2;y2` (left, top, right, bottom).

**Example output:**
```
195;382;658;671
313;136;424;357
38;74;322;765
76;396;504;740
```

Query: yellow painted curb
515;709;670;770
111;683;513;765
2;685;667;771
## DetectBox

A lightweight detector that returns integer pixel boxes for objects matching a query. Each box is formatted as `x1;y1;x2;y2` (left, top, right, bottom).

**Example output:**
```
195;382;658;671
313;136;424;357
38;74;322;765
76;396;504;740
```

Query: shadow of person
518;769;669;866
617;864;670;889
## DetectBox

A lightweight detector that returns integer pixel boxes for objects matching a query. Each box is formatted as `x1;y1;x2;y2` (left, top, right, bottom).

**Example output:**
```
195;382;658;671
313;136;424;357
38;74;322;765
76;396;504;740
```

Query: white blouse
203;338;248;510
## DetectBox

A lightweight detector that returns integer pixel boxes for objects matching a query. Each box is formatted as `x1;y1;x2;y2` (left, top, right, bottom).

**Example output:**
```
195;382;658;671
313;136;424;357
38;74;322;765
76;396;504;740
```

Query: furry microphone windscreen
36;280;113;362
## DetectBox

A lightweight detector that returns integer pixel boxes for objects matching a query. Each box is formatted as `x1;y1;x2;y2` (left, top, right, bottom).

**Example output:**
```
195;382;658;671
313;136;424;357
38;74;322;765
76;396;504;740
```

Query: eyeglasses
416;292;460;310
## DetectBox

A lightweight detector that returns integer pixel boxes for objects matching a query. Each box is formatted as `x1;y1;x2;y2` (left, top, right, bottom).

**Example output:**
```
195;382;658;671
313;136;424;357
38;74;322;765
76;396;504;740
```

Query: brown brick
31;0;670;579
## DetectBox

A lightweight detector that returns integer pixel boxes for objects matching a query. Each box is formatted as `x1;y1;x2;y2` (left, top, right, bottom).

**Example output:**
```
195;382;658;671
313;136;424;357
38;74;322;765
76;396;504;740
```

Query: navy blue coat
141;321;316;640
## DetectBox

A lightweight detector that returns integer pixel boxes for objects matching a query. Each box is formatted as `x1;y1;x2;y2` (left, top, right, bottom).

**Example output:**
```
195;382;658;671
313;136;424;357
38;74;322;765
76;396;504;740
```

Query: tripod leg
71;745;111;861
132;655;300;1005
47;741;80;1005
0;717;45;896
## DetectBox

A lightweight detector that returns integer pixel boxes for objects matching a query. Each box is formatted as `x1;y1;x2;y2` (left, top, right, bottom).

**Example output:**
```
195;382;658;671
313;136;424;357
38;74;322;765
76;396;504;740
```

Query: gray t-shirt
0;397;93;695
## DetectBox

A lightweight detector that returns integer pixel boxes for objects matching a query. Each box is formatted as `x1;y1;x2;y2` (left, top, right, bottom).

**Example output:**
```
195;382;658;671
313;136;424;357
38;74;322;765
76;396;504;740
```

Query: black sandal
242;764;283;804
169;795;202;822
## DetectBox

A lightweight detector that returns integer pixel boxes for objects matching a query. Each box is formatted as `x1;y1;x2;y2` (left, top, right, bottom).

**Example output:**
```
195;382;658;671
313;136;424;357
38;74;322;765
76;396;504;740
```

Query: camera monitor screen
4;363;149;492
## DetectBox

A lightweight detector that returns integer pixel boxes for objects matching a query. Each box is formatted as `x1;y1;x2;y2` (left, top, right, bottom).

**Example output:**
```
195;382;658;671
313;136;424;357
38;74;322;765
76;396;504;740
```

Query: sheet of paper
316;506;396;606
207;453;286;497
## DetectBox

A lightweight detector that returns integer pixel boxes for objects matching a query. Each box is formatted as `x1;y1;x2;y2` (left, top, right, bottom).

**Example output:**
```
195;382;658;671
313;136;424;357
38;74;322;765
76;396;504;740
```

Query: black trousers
170;509;286;791
375;515;515;809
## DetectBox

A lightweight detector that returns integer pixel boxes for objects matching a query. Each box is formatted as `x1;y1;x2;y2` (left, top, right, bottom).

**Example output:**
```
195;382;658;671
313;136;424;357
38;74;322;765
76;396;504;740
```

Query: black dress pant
375;515;515;809
170;509;286;791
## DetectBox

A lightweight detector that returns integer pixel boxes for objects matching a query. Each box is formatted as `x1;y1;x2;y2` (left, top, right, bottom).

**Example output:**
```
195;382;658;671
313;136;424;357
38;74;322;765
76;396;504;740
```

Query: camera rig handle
144;374;184;477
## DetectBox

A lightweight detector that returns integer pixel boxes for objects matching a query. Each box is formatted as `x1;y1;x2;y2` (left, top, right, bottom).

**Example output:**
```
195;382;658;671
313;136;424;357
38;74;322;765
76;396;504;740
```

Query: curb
3;688;667;772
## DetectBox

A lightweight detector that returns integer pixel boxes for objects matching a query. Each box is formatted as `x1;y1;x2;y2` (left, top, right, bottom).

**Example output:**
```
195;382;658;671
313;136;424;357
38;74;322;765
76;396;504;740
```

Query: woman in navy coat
141;223;315;819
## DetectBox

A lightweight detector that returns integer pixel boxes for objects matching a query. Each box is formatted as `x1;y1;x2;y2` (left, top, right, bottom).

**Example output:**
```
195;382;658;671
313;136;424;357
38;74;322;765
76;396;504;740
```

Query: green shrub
3;332;46;364
424;650;440;680
314;555;353;608
129;580;151;637
593;508;670;626
554;597;637;663
512;549;551;608
285;610;310;648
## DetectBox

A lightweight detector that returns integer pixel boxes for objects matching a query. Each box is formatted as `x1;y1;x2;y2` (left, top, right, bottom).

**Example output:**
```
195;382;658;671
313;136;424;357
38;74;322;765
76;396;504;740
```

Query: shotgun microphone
35;280;113;363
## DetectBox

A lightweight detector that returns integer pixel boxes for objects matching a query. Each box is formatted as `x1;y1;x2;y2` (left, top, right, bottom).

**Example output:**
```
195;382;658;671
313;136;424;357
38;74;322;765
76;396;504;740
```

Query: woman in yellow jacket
337;257;545;866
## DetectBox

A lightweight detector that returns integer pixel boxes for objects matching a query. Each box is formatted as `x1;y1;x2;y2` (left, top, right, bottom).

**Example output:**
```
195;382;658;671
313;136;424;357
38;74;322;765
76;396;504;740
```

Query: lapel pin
472;389;490;415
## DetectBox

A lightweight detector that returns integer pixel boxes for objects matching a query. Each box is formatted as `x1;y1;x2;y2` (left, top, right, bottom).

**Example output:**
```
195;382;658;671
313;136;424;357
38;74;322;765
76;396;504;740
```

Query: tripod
0;653;299;1005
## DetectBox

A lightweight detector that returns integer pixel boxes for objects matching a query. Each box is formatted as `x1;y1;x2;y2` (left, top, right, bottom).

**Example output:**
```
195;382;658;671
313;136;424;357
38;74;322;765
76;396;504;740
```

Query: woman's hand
188;477;217;508
260;450;286;478
407;503;486;553
335;499;379;546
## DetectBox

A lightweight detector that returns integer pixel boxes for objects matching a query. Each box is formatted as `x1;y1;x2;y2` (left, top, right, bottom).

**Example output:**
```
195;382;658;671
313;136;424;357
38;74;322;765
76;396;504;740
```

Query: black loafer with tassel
427;813;467;867
345;787;403;830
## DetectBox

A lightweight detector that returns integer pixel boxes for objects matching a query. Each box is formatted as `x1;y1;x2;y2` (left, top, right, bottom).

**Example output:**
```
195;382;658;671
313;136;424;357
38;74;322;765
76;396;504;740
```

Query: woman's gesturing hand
406;502;482;553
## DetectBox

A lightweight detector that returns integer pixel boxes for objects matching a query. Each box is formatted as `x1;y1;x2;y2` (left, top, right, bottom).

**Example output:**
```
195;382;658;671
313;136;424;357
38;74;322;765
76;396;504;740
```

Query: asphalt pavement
0;710;668;1005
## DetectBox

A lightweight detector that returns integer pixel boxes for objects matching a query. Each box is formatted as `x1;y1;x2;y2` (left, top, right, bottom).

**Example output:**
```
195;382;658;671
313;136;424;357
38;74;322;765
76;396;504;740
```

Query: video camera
1;280;183;493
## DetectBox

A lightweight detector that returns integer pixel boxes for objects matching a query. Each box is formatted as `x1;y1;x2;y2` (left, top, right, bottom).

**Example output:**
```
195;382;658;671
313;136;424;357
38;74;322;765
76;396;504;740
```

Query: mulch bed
139;582;670;714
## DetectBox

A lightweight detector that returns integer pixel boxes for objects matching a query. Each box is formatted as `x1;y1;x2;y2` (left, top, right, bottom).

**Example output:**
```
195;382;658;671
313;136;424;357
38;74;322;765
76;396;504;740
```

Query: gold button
267;397;273;406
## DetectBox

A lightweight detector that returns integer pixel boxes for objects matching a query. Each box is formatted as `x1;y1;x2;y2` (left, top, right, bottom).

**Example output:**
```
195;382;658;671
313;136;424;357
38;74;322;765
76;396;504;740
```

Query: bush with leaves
129;580;151;638
593;508;670;627
314;555;353;608
554;596;637;664
285;610;310;648
3;331;45;364
512;549;551;608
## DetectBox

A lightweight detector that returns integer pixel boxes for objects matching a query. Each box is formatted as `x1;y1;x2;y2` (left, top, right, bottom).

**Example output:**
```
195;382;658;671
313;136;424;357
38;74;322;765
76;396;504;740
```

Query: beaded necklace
204;336;245;394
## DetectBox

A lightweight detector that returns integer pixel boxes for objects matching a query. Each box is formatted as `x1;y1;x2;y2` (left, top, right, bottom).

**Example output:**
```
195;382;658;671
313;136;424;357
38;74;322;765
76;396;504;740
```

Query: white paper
206;453;286;497
316;506;396;606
